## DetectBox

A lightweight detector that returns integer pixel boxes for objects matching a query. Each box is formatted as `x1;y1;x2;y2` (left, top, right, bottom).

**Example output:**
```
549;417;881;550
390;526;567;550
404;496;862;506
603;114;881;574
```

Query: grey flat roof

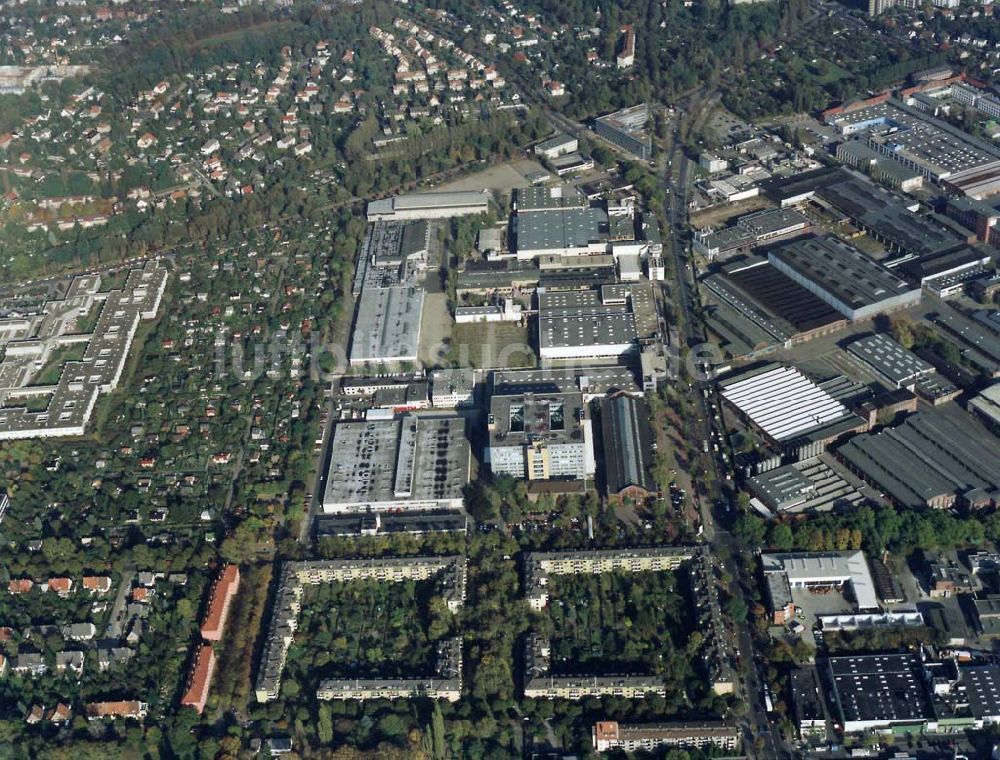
768;235;919;311
539;313;637;349
699;226;754;252
816;170;960;258
515;185;587;212
762;550;879;610
349;285;424;364
315;511;469;537
933;304;1000;368
488;391;585;447
828;653;933;726
536;132;577;152
514;207;608;253
846;333;933;387
738;207;811;237
492;366;639;397
828;100;1000;177
322;416;469;509
394;190;490;210
961;664;1000;720
749;465;815;511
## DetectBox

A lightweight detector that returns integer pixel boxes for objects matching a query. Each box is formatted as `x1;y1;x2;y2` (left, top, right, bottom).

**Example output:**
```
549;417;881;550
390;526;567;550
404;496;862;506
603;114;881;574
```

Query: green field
447;321;535;369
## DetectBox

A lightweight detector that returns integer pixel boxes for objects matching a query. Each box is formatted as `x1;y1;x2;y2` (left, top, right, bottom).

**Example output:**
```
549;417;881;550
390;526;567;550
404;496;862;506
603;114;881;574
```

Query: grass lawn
32;344;86;386
447;321;535;368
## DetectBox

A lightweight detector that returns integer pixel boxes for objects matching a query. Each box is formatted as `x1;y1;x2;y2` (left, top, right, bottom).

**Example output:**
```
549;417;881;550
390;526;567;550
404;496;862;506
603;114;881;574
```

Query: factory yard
434;159;547;194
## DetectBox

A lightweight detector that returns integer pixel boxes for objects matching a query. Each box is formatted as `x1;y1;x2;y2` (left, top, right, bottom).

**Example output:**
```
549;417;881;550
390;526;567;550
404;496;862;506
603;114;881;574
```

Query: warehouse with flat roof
827;653;934;733
322;415;470;513
349;285;424;366
762;551;880;611
846;333;934;389
768;236;922;321
367;190;491;221
513;206;609;259
535;286;642;362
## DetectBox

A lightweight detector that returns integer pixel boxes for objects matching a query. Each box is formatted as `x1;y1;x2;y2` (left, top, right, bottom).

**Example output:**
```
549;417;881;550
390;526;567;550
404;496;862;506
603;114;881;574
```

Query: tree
377;713;409;741
890;316;916;350
732;514;767;547
317;702;334;745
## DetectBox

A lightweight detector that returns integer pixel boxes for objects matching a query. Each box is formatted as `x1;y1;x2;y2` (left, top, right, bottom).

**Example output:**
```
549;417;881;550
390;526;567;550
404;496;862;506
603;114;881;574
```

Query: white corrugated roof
720;366;847;441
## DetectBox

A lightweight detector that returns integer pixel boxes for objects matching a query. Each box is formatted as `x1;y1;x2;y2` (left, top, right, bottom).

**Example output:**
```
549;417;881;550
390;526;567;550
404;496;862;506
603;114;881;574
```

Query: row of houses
254;557;466;703
180;564;240;714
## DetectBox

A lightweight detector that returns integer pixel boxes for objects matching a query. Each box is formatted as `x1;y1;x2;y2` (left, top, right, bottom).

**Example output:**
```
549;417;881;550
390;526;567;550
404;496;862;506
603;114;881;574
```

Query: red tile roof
180;645;216;713
200;565;240;642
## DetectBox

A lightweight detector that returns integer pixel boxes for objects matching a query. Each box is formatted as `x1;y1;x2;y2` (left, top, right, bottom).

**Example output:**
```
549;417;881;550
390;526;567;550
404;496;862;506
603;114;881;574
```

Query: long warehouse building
367;190;492;221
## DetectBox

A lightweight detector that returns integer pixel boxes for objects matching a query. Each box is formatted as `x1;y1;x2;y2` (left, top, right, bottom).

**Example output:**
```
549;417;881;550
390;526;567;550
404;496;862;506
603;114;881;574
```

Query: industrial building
598;394;657;502
366;190;491;221
824;100;1000;199
491;366;641;400
536;287;648;362
534;132;579;160
764;167;963;264
593;104;652;160
513;206;609;259
314;511;469;539
693;207;812;260
930;304;1000;379
429;368;476;408
762;551;880;626
846;333;934;390
969;383;1000;432
352;220;430;296
550;153;595;176
747;457;866;514
836;139;924;192
348;285;424;366
486;390;594;481
706;257;849;348
827;653;934;733
718;364;866;455
509;185;614;259
836;410;1000;509
902;247;993;297
768;236;922;322
321;415;470;513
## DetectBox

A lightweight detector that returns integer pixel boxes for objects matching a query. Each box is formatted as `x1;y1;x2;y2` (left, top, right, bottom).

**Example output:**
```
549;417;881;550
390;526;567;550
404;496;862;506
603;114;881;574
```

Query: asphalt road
661;129;792;759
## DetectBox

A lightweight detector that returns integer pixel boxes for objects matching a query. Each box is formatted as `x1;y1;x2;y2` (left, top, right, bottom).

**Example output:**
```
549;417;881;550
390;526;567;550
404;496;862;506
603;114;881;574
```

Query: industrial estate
4;0;1000;758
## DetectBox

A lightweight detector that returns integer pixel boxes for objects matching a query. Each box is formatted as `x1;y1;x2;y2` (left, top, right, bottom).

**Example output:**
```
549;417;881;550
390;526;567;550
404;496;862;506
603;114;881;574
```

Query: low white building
534;132;578;160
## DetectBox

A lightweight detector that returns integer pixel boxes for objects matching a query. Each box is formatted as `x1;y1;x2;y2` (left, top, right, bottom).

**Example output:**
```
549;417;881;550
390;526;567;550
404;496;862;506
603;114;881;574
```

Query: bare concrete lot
435;159;546;194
